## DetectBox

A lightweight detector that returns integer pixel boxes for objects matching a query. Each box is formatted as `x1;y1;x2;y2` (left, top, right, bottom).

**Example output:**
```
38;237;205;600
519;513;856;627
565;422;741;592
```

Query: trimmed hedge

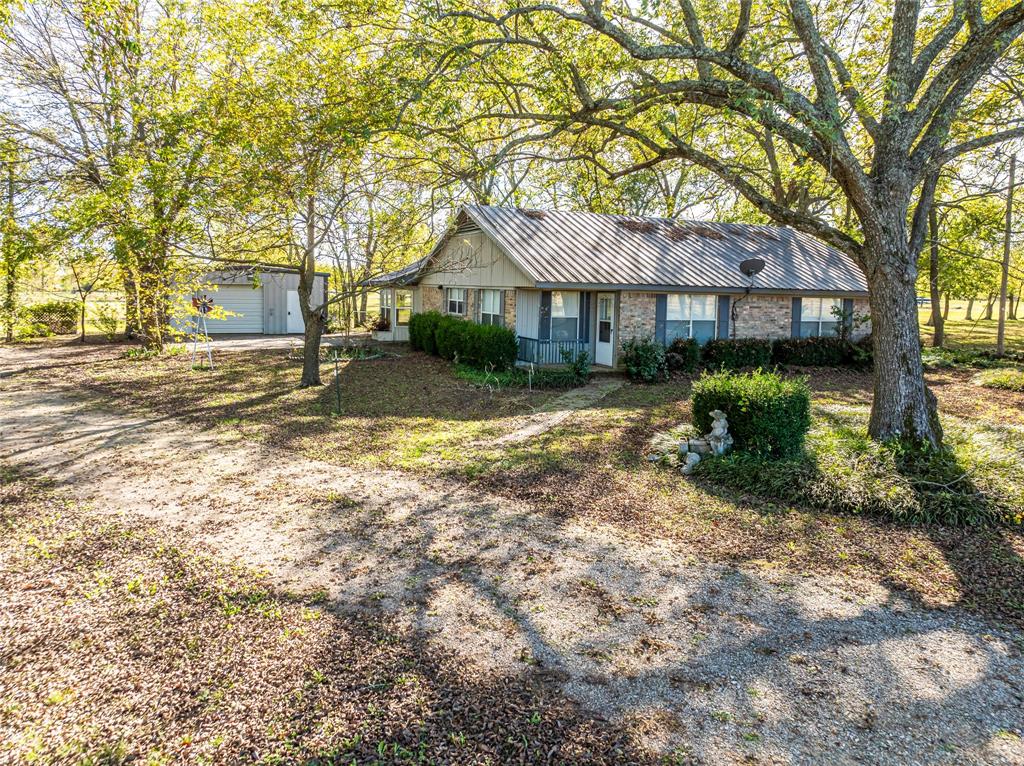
771;336;849;366
415;313;518;371
701;337;772;370
666;337;700;373
691;369;811;459
408;310;443;355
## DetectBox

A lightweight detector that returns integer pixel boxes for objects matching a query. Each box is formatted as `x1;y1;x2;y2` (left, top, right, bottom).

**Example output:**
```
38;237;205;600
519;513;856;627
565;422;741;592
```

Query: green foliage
691;370;811;458
408;311;443;355
922;346;1024;369
771;336;870;367
696;407;1024;527
454;350;590;389
94;305;120;342
22;300;78;335
976;368;1024;392
620;337;668;382
701;338;772;370
665;337;700;373
431;315;518;371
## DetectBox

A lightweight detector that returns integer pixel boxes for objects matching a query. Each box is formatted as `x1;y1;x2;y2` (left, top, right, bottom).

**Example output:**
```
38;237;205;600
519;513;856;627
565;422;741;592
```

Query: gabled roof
366;205;869;295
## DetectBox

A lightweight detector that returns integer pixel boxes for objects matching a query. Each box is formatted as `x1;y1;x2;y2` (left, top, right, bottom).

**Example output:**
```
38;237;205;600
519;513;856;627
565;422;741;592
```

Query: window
550;290;579;341
396;290;412;326
379;289;393;314
800;297;842;337
665;294;717;344
446;287;466;315
480;289;503;326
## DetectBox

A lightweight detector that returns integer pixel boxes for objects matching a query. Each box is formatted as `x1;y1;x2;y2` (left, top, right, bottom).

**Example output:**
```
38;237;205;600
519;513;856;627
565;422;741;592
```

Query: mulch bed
0;470;665;765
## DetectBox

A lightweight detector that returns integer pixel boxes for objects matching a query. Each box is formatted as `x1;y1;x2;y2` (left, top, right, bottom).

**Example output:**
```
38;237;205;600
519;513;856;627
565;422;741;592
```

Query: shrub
701;337;772;370
666;337;700;373
771;336;850;366
408;311;443;354
433;315;518;371
22;300;78;335
94;304;120;341
364;313;390;332
620;337;668;382
691;369;811;458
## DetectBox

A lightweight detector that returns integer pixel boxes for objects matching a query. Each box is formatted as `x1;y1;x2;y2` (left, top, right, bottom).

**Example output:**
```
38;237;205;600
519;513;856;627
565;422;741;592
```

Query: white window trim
801;297;842;337
665;294;718;341
446;287;466;316
480;289;502;326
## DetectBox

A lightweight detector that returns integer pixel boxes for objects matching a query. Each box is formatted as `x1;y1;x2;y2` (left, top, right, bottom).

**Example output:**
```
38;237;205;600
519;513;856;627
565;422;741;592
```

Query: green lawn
919;302;1024;353
33;341;1024;631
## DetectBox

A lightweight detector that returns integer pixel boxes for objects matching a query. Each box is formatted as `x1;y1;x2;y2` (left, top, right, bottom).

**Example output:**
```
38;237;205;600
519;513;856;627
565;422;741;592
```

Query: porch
516;337;593;366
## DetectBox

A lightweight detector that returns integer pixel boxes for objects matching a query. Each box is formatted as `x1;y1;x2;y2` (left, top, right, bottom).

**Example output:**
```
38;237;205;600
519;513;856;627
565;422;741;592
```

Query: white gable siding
418;230;533;289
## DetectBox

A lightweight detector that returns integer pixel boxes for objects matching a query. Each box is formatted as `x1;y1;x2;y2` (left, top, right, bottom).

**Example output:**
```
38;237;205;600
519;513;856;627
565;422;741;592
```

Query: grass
976;368;1024;392
918;303;1024;354
0;468;650;765
20;340;1024;629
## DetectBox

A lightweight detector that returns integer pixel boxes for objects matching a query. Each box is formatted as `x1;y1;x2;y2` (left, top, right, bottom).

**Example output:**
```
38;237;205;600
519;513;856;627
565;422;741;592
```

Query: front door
596;292;615;366
286;290;304;334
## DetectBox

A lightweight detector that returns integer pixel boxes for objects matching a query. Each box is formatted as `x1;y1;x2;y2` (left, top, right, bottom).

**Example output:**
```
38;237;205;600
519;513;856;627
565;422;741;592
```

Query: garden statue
707;410;733;456
677;410;733;474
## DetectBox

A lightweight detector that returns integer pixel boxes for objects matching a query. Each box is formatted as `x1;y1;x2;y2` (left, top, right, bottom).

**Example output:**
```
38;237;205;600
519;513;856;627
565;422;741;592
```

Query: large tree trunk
927;208;943;347
983;293;996;321
299;195;323;387
965;296;974;320
864;236;942;447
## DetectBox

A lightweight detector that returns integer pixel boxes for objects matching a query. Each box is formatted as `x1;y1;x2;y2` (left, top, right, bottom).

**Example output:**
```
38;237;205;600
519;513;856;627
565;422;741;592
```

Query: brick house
367;206;870;368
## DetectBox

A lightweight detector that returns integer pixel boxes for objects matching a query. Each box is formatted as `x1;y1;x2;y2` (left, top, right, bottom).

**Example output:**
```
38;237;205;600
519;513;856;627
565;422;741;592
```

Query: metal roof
362;257;429;287
366;205;868;295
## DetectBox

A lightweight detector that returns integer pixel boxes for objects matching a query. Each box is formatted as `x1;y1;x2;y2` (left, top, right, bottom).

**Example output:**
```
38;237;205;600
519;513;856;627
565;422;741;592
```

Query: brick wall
731;295;793;339
421;285;442;313
503;289;517;329
618;291;658;350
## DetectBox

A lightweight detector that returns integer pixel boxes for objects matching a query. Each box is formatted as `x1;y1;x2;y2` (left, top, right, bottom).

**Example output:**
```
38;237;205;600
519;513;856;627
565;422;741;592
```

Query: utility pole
997;154;1016;356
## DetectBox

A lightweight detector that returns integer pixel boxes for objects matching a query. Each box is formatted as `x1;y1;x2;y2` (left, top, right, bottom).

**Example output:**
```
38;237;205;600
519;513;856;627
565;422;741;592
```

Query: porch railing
517;337;591;365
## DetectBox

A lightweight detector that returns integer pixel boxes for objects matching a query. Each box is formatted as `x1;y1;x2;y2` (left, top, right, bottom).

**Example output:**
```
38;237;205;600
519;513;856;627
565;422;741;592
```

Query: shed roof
368;205;868;295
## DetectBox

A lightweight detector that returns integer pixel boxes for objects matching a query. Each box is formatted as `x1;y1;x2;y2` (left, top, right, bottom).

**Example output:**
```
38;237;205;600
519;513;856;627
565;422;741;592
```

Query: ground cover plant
976;368;1024;392
0;467;649;765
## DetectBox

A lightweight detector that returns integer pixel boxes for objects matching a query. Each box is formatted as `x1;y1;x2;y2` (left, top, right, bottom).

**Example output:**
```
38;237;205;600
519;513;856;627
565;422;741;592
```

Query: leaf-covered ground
30;340;1024;630
0;469;656;766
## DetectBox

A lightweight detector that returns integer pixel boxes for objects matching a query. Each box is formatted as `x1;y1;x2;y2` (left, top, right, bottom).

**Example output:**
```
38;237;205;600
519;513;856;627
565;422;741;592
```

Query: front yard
36;340;1024;630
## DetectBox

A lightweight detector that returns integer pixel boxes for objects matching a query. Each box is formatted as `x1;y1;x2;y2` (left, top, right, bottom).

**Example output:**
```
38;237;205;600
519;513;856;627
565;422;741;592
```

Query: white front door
595;292;615;366
286;290;304;334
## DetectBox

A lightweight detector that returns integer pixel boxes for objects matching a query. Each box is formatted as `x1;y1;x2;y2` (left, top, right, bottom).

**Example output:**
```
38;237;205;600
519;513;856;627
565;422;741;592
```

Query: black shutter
655;294;667;344
539;291;552;340
717;295;731;339
842;298;854;333
791;297;802;338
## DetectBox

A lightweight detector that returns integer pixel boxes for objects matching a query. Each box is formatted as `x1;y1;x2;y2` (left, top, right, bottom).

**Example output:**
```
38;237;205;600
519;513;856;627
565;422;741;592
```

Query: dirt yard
2;341;1024;765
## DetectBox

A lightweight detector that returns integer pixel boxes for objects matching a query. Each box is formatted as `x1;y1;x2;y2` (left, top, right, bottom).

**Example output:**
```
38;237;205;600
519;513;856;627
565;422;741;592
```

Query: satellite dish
739;258;766;278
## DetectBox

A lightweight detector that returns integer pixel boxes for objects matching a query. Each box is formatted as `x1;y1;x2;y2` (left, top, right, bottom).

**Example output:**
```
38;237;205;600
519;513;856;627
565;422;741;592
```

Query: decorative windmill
190;294;215;369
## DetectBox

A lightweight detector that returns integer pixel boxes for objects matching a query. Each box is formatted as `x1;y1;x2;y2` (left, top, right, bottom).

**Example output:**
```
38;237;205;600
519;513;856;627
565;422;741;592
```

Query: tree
422;1;1024;447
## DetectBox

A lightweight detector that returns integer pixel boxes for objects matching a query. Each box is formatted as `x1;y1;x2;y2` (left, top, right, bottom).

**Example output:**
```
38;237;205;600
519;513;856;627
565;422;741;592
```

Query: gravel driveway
1;343;1022;765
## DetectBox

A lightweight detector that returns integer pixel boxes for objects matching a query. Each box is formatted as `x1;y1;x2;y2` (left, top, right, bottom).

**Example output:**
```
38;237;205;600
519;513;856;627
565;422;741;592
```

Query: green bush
22;300;78;335
666;337;700;373
772;336;850;366
408;311;443;354
691;369;811;458
701;338;772;370
621;337;668;382
432;315;518;371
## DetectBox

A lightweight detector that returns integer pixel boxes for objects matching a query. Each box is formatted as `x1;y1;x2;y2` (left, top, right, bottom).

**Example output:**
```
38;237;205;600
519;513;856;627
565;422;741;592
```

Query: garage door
204;286;265;333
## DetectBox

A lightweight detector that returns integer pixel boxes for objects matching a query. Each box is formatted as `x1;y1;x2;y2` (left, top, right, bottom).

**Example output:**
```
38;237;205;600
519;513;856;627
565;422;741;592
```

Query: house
366;206;870;367
178;266;329;335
